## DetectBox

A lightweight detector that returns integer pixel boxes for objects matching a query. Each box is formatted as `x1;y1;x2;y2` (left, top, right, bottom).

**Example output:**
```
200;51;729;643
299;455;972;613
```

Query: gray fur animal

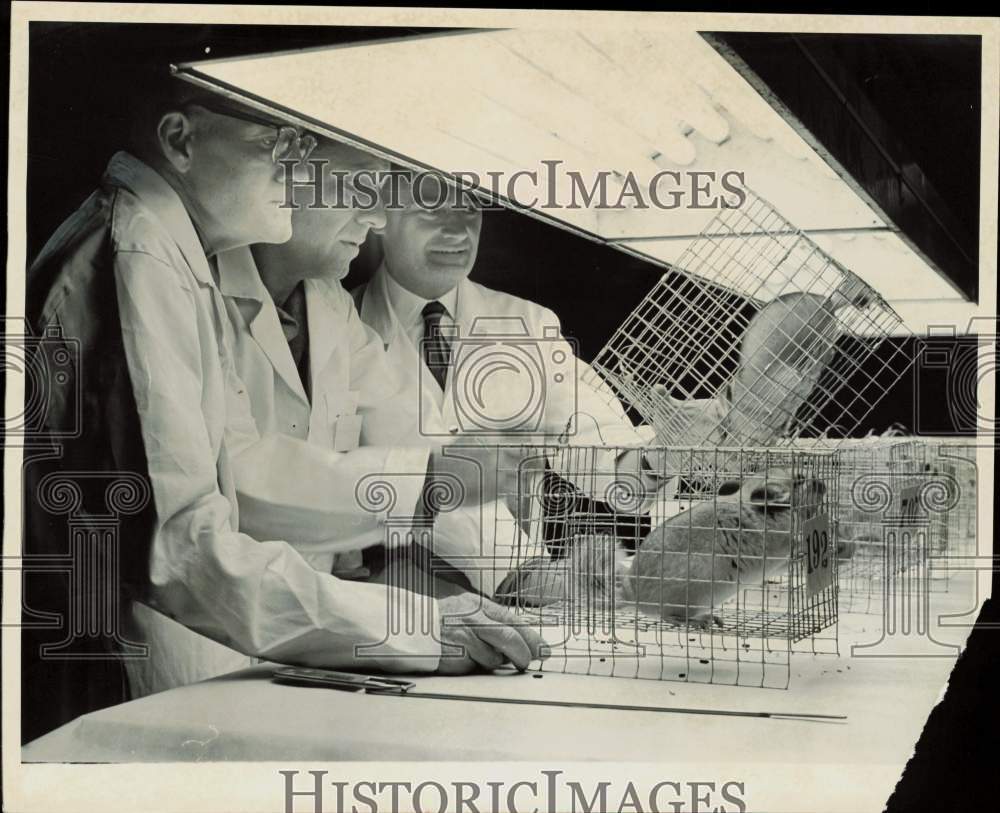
622;471;825;626
493;534;622;608
494;471;826;628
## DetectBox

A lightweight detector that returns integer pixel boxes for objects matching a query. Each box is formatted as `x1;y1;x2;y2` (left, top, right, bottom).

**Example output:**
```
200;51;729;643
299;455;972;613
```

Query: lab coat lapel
303;280;345;442
305;280;338;390
441;279;482;431
217;247;309;406
249;298;309;406
365;267;448;431
359;266;400;351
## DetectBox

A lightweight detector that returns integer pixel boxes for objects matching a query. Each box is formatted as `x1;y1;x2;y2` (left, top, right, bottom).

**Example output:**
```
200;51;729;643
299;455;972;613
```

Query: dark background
16;21;997;813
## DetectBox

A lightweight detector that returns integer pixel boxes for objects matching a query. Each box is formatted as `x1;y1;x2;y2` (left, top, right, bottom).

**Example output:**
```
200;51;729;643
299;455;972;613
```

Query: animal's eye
260;136;278;149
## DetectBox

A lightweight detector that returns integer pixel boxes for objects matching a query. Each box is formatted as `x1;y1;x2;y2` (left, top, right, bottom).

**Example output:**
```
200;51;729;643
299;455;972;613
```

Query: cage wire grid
931;440;979;558
586;189;914;450
818;437;911;615
424;191;972;686
779;433;979;619
893;439;977;593
477;443;839;689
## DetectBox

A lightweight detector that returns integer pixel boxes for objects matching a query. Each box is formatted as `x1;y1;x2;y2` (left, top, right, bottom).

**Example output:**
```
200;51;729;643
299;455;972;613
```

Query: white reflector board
176;28;977;333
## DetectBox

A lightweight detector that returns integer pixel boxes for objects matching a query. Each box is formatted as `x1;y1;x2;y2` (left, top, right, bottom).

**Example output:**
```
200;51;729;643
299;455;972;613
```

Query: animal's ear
746;482;792;510
717;480;743;497
793;476;827;503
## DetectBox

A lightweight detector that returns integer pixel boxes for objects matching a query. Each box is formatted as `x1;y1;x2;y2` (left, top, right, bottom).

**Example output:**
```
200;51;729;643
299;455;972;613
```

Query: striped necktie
421;300;452;391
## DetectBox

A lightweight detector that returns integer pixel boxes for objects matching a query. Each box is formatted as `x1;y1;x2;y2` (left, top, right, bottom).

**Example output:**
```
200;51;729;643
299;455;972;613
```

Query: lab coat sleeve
113;248;440;673
428;500;522;597
234;437;428;553
658;391;733;447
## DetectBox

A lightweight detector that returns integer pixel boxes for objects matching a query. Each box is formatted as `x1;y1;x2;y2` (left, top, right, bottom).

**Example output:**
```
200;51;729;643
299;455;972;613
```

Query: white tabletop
21;573;980;810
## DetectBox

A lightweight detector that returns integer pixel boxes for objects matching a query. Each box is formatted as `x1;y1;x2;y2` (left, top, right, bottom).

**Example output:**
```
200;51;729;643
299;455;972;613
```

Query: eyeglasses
187;99;318;164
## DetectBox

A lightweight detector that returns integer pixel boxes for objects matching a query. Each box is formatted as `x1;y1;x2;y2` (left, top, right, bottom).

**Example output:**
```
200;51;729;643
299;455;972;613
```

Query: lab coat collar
358;263;401;348
449;277;484;342
216;245;268;303
363;262;468;348
381;266;459;334
216;245;308;404
103;151;214;288
302;278;345;392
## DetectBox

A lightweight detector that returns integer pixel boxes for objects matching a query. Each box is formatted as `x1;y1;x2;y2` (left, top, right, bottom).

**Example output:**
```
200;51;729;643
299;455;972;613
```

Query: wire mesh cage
920;439;979;553
929;440;979;556
823;437;909;614
888;439;956;593
486;444;839;688
811;434;978;622
584;190;913;448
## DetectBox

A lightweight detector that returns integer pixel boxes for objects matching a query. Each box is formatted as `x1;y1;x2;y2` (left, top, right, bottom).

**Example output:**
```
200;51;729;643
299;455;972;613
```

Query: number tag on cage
804;513;834;597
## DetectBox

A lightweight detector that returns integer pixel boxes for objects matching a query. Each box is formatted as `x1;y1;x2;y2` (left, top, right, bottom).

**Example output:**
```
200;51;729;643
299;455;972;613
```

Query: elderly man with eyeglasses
25;72;532;739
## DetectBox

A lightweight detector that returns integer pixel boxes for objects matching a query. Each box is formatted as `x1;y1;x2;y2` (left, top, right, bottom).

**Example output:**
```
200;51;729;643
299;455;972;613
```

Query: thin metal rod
371;689;847;721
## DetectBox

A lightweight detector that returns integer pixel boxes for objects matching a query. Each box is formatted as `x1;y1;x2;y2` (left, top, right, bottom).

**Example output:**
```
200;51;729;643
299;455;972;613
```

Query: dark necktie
421;300;452;391
277;282;310;401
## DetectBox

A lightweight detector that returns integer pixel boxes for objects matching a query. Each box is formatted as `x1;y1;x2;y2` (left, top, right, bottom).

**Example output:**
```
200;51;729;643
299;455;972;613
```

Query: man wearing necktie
352;174;664;568
215;139;545;677
421;300;452;393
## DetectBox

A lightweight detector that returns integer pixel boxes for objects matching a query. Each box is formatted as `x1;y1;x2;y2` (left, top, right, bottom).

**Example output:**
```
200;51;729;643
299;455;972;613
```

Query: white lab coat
216;250;525;597
214;247;431;574
96;155;441;699
353;265;649;457
352;266;658;593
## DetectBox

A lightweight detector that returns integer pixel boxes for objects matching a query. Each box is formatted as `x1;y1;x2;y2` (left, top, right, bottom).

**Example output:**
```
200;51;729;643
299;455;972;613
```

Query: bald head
739;292;840;378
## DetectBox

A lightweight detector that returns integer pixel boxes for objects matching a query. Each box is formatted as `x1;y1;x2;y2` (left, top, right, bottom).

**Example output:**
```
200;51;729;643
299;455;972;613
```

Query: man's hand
435;592;548;675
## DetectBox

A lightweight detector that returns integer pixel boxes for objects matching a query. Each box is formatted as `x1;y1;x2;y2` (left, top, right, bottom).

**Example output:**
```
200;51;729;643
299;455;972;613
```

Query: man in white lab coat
218;143;495;571
353;177;648;453
214;138;545;653
351;174;665;575
28;82;542;722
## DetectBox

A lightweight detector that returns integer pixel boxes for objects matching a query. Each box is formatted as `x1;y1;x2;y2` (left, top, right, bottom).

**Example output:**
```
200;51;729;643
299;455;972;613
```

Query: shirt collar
380;261;459;331
103;151;214;287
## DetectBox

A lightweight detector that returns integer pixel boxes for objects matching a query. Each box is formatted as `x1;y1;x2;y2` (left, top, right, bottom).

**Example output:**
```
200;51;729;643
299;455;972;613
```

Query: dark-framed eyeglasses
186;99;317;164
